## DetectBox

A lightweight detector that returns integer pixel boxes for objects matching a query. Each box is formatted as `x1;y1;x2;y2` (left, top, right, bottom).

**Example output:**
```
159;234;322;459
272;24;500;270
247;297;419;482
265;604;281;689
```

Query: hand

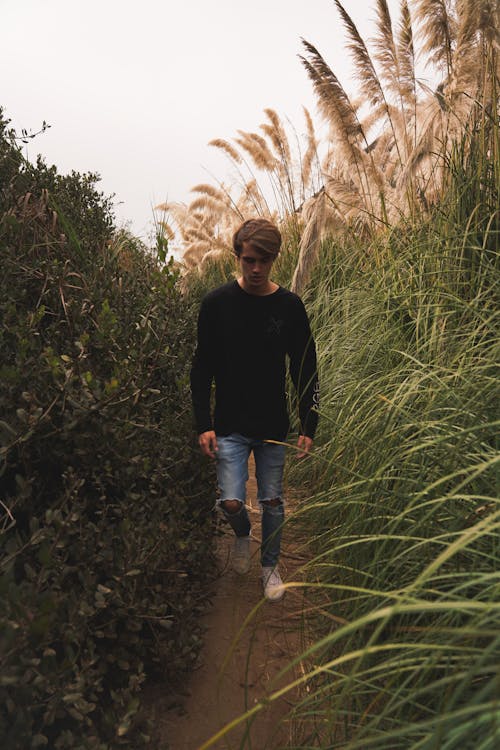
296;434;313;458
198;430;218;459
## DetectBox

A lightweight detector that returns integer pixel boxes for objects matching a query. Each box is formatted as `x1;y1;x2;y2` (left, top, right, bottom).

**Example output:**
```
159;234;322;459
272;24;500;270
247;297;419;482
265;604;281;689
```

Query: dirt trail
148;457;309;749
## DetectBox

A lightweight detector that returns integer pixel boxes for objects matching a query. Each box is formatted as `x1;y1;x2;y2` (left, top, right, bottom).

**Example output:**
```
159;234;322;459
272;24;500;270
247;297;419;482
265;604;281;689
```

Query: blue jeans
215;433;286;567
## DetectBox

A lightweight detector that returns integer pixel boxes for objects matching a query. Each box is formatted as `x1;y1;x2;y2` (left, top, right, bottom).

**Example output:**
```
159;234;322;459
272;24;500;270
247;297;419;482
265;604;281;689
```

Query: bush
0;116;216;748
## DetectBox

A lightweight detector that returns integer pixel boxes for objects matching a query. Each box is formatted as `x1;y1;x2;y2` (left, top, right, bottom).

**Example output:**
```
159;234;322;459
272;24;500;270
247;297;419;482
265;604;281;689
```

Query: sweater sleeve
288;298;319;439
190;297;215;434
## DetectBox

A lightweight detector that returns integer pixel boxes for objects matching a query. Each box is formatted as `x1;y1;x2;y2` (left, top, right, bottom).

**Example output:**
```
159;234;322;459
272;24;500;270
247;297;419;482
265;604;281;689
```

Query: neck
237;277;278;296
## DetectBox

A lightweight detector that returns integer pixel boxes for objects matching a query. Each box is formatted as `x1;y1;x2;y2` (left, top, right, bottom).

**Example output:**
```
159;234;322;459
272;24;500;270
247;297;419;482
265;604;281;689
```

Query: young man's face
237;241;275;294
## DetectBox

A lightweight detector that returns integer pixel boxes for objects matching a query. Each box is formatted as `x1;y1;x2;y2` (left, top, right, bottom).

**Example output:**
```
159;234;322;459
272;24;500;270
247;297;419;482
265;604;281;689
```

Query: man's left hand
296;434;313;458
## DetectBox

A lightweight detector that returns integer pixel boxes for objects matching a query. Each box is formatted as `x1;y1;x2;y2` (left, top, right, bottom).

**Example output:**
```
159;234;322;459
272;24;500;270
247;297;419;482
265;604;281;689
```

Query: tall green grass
199;103;498;750
193;106;498;750
277;109;500;748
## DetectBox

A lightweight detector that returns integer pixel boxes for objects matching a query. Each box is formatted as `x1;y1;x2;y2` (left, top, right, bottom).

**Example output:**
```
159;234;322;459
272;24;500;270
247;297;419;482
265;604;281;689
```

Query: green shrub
0;119;216;748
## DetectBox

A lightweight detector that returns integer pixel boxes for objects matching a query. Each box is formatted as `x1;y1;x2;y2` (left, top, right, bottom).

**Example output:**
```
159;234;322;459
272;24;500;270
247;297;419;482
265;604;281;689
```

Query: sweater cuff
195;416;213;435
300;411;318;440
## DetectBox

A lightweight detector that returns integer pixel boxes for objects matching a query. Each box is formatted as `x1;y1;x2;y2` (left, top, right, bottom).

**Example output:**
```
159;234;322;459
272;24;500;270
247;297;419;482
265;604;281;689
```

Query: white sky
1;0;402;241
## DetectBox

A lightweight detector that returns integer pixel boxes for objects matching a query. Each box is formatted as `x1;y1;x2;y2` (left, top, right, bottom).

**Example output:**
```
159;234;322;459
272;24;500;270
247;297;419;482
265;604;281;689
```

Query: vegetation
2;0;498;747
164;0;498;290
193;94;499;750
176;2;499;748
0;112;216;748
280;107;499;748
155;106;319;273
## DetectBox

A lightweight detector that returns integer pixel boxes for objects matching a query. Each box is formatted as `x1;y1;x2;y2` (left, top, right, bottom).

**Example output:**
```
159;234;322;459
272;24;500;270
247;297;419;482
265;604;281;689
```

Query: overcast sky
1;0;401;241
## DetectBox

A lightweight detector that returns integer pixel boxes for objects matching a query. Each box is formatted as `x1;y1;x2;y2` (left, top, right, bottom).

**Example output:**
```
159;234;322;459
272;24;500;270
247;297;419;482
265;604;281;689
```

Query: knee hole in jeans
261;497;282;507
221;499;243;514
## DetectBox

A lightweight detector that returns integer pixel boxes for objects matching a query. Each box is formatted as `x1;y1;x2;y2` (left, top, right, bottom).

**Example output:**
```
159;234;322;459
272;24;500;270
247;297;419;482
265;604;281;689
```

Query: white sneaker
233;536;251;574
262;566;285;602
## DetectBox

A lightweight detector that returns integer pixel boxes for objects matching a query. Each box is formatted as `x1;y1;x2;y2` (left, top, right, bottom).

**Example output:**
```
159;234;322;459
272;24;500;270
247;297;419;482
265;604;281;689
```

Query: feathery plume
188;195;229;214
158;221;175;240
263;108;292;164
208;138;242;163
325;174;365;219
397;0;417;109
291;188;328;295
182;242;212;265
334;0;409;170
300;40;364;158
413;0;456;74
238;178;269;216
190;183;228;202
191;181;243;220
154;200;175;213
333;0;386;109
450;0;497;96
241;130;271;154
181;224;213;244
301;38;385;221
373;0;405;103
234;131;276;171
259;112;297;213
397;118;436;190
301;107;319;193
200;248;225;265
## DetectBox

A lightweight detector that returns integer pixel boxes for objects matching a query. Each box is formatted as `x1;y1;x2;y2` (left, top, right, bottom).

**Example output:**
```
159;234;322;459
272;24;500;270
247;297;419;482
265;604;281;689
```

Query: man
190;218;318;601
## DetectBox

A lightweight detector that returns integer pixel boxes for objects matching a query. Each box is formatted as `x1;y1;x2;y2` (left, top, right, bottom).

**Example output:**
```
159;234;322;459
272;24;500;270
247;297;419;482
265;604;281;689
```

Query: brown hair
232;218;281;259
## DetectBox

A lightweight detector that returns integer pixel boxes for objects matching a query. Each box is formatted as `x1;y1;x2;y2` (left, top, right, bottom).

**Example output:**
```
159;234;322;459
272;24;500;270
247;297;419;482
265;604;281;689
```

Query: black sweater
190;280;319;440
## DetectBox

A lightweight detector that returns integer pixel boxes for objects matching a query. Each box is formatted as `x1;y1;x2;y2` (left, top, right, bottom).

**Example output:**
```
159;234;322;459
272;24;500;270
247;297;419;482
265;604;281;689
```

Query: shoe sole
233;563;251;575
264;589;285;602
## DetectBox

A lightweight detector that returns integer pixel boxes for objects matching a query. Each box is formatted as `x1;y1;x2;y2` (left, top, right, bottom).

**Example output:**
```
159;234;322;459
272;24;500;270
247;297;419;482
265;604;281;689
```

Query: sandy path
147;457;309;749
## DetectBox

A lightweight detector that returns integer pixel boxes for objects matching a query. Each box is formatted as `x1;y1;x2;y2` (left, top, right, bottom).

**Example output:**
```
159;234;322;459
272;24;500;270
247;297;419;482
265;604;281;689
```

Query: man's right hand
198;430;218;459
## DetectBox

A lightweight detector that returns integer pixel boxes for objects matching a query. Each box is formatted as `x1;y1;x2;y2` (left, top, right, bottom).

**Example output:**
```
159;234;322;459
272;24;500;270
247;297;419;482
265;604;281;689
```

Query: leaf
63;692;83;704
117;721;131;737
0;419;16;437
31;735;48;748
97;584;112;594
66;707;84;721
0;676;19;686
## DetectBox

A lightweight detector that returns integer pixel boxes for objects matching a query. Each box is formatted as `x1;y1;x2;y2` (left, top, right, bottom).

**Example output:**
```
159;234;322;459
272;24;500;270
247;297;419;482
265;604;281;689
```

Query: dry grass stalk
158;221;175;240
398;0;418;109
299;39;369;202
234;131;276;171
301;107;320;199
161;105;322;269
263;108;292;165
414;0;455;73
238;178;270;216
158;1;496;287
291;188;329;294
190;183;229;203
290;0;499;290
208;138;242;163
334;0;387;111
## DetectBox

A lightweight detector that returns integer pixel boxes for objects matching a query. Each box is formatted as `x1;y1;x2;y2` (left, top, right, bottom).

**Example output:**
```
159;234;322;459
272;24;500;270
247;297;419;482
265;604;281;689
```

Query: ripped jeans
215;433;286;567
